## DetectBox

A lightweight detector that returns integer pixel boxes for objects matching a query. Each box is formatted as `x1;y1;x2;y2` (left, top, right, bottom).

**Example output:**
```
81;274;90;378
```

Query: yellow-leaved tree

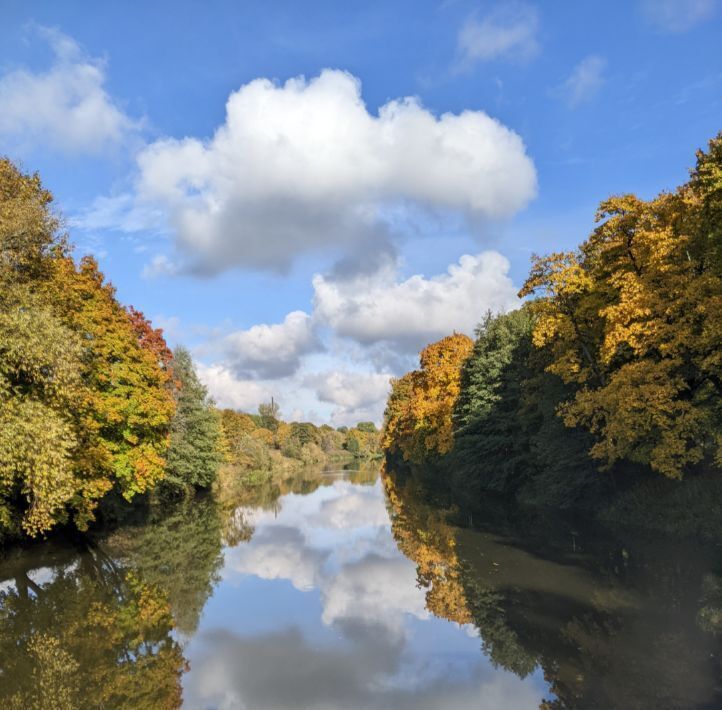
383;333;473;464
520;134;722;478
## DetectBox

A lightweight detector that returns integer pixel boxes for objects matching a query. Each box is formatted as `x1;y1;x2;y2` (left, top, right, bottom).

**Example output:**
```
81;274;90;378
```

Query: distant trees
218;404;381;474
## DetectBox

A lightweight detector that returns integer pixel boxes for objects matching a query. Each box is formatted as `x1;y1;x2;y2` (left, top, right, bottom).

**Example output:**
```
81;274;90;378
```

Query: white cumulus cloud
312;251;519;353
223;311;321;379
0;27;139;155
195;362;273;411
457;3;540;66
127;69;535;274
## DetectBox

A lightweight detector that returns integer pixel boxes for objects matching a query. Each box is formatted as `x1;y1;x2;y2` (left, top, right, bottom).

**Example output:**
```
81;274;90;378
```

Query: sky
1;0;720;425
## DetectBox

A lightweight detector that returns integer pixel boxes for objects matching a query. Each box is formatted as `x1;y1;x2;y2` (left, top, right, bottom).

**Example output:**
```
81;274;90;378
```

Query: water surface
1;466;720;709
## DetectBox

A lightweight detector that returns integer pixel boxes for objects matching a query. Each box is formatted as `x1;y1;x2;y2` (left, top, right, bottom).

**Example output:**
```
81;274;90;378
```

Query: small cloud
0;26;141;155
306;370;391;426
557;55;606;108
195;363;274;412
71;193;167;234
142;254;180;279
639;0;717;32
457;3;540;67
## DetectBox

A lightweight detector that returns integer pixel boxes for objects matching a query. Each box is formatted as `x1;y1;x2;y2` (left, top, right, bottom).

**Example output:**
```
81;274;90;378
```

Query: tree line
0;158;380;543
383;133;722;521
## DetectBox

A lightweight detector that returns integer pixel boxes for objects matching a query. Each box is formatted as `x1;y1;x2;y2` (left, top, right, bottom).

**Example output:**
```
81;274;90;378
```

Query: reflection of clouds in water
26;566;56;586
225;526;328;592
311;485;390;529
185;627;543;710
184;475;549;708
224;480;425;637
321;553;428;637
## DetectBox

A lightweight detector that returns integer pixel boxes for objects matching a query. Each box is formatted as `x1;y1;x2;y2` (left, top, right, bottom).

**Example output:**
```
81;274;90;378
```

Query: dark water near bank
1;466;721;708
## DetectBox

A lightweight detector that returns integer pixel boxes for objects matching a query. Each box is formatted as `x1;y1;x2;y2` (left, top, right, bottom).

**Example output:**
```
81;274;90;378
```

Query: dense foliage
0;159;237;541
163;347;222;494
383;134;722;514
382;334;473;465
0;160;177;538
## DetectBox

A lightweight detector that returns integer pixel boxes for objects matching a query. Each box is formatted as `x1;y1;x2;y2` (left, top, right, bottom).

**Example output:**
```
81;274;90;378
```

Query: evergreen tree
164;347;222;493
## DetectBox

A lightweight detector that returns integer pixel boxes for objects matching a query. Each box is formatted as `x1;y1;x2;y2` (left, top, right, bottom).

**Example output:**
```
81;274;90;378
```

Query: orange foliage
383;333;473;463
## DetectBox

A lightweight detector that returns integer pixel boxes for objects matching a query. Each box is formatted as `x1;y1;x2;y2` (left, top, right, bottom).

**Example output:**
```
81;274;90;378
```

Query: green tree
356;421;378;433
164;347;222;493
258;399;280;431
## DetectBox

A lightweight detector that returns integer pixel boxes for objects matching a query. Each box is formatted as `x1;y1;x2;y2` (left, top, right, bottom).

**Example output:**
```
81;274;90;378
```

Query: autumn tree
258;399;280;431
520;134;722;478
55;255;176;516
0;160;97;536
0;158;176;537
383;334;473;464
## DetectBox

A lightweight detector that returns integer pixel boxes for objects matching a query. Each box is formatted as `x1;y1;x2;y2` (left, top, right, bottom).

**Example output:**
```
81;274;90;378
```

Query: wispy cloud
457;3;540;67
557;55;607;108
639;0;717;32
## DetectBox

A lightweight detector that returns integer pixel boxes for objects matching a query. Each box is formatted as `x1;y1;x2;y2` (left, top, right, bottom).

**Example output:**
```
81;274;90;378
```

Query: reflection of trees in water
215;463;383;545
103;496;225;636
0;541;185;709
0;465;389;708
383;469;722;709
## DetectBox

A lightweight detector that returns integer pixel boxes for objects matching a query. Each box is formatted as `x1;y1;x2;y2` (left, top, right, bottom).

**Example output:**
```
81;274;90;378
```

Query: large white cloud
130;69;536;273
0;27;139;155
223;311;321;379
312;251;519;353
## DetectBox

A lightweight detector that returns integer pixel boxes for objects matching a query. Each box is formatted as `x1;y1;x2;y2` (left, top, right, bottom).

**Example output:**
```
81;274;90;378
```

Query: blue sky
1;0;720;424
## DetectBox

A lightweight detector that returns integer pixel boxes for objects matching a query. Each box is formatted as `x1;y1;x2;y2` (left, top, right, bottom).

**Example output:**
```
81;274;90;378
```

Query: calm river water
1;465;720;708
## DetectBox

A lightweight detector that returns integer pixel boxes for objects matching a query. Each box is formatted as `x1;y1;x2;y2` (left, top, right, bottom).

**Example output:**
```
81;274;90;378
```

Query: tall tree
0;160;92;535
520;134;722;478
383;334;473;464
164;347;222;493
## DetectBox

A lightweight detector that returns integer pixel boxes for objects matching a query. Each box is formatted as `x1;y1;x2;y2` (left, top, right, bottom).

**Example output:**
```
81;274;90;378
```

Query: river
1;465;720;708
